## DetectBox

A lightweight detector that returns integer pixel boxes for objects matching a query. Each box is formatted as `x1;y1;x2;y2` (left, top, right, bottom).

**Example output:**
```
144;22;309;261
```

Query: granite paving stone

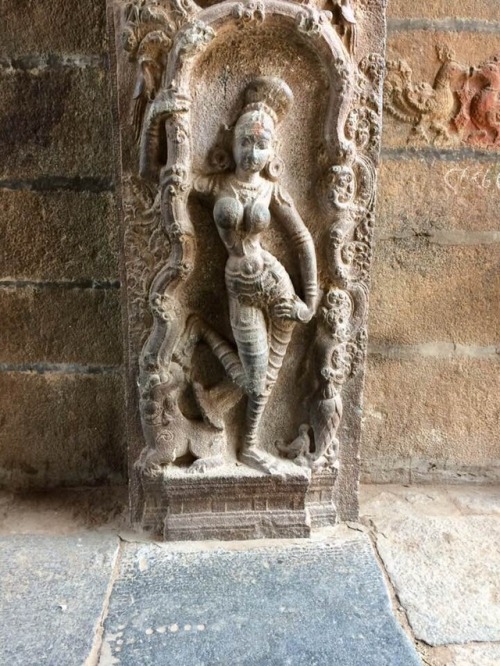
0;534;119;666
99;535;421;665
362;487;500;645
428;642;500;666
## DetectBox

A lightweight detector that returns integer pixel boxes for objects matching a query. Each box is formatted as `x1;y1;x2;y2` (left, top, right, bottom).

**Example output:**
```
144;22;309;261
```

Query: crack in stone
381;147;500;162
368;342;500;360
84;539;123;666
363;517;430;658
377;230;500;245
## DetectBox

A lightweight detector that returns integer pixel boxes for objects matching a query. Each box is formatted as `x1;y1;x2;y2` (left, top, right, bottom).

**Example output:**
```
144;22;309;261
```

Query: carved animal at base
384;45;466;144
137;362;227;474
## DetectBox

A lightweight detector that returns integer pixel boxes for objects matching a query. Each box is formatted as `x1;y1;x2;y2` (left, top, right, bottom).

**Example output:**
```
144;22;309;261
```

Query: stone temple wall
0;0;498;489
361;0;500;483
0;0;125;487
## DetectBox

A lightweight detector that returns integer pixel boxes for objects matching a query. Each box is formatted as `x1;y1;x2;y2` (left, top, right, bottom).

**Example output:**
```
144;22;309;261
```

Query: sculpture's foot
239;446;283;476
136;445;176;472
136;455;168;479
408;124;428;146
187;455;224;474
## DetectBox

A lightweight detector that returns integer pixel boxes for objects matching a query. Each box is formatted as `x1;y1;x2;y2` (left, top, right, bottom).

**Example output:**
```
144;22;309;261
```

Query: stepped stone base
140;463;337;541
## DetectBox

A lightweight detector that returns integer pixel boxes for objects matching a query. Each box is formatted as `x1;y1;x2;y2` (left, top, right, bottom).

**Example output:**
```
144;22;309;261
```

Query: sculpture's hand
272;299;313;323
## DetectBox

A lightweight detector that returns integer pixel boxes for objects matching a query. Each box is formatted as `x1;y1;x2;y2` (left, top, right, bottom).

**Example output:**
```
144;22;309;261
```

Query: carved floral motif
279;41;382;470
296;5;332;37
232;1;265;23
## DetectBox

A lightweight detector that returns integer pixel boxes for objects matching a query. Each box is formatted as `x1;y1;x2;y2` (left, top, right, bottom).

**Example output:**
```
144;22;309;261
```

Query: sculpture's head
233;77;293;178
233;109;275;174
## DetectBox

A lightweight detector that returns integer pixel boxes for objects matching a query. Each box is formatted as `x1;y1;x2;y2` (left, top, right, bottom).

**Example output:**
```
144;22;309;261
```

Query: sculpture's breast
213;196;244;231
245;200;271;234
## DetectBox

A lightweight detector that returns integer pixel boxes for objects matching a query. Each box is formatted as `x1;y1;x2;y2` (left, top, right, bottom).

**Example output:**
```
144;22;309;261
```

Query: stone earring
264;155;284;181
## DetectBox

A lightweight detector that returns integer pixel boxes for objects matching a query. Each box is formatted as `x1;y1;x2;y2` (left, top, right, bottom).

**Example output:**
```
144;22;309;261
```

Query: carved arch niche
109;0;386;540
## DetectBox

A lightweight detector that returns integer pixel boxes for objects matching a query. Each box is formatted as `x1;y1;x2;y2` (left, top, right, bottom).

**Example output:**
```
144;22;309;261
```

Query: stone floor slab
428;642;500;666
0;534;119;666
100;535;421;665
362;486;500;645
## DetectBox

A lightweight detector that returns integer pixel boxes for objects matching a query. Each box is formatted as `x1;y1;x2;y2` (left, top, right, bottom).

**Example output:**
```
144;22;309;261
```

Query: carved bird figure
122;1;175;142
308;367;343;465
384;45;467;144
335;0;357;55
132;31;171;143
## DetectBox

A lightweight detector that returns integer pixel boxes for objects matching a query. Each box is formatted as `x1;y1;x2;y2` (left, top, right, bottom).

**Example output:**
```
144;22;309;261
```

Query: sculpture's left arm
270;185;318;314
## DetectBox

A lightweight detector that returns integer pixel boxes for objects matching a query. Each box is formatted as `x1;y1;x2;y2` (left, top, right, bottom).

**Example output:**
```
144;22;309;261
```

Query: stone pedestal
142;463;314;540
109;0;386;538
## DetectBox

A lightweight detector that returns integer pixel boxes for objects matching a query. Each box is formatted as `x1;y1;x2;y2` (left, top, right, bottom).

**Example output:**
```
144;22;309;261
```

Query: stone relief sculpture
385;45;500;148
455;54;500;147
190;77;318;474
110;0;386;539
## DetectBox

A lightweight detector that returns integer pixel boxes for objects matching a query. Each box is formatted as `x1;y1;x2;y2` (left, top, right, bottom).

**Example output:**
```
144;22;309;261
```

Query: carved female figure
192;77;318;473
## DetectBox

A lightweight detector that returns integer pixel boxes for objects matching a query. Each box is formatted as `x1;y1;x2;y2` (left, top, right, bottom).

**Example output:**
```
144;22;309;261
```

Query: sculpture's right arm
192;174;218;199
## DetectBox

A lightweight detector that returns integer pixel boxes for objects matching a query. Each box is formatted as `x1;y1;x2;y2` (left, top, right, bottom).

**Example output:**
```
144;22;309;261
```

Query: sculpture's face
233;110;274;174
328;165;355;206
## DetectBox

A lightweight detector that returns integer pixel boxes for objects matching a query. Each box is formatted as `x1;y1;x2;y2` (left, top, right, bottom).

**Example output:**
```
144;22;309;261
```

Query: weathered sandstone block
369;240;500;346
0;68;113;180
361;356;500;483
0;373;125;489
0;0;108;56
0;287;122;365
0;190;118;281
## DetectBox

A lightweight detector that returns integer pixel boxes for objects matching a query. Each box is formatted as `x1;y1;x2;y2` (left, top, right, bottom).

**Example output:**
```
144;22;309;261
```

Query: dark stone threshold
0;531;422;665
103;535;422;666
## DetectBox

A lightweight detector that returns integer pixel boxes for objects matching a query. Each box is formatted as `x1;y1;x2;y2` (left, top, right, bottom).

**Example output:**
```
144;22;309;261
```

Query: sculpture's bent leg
266;315;295;392
184;314;246;389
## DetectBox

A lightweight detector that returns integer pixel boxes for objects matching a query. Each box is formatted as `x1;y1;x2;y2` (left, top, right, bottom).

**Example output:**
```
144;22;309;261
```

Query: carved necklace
230;176;268;204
